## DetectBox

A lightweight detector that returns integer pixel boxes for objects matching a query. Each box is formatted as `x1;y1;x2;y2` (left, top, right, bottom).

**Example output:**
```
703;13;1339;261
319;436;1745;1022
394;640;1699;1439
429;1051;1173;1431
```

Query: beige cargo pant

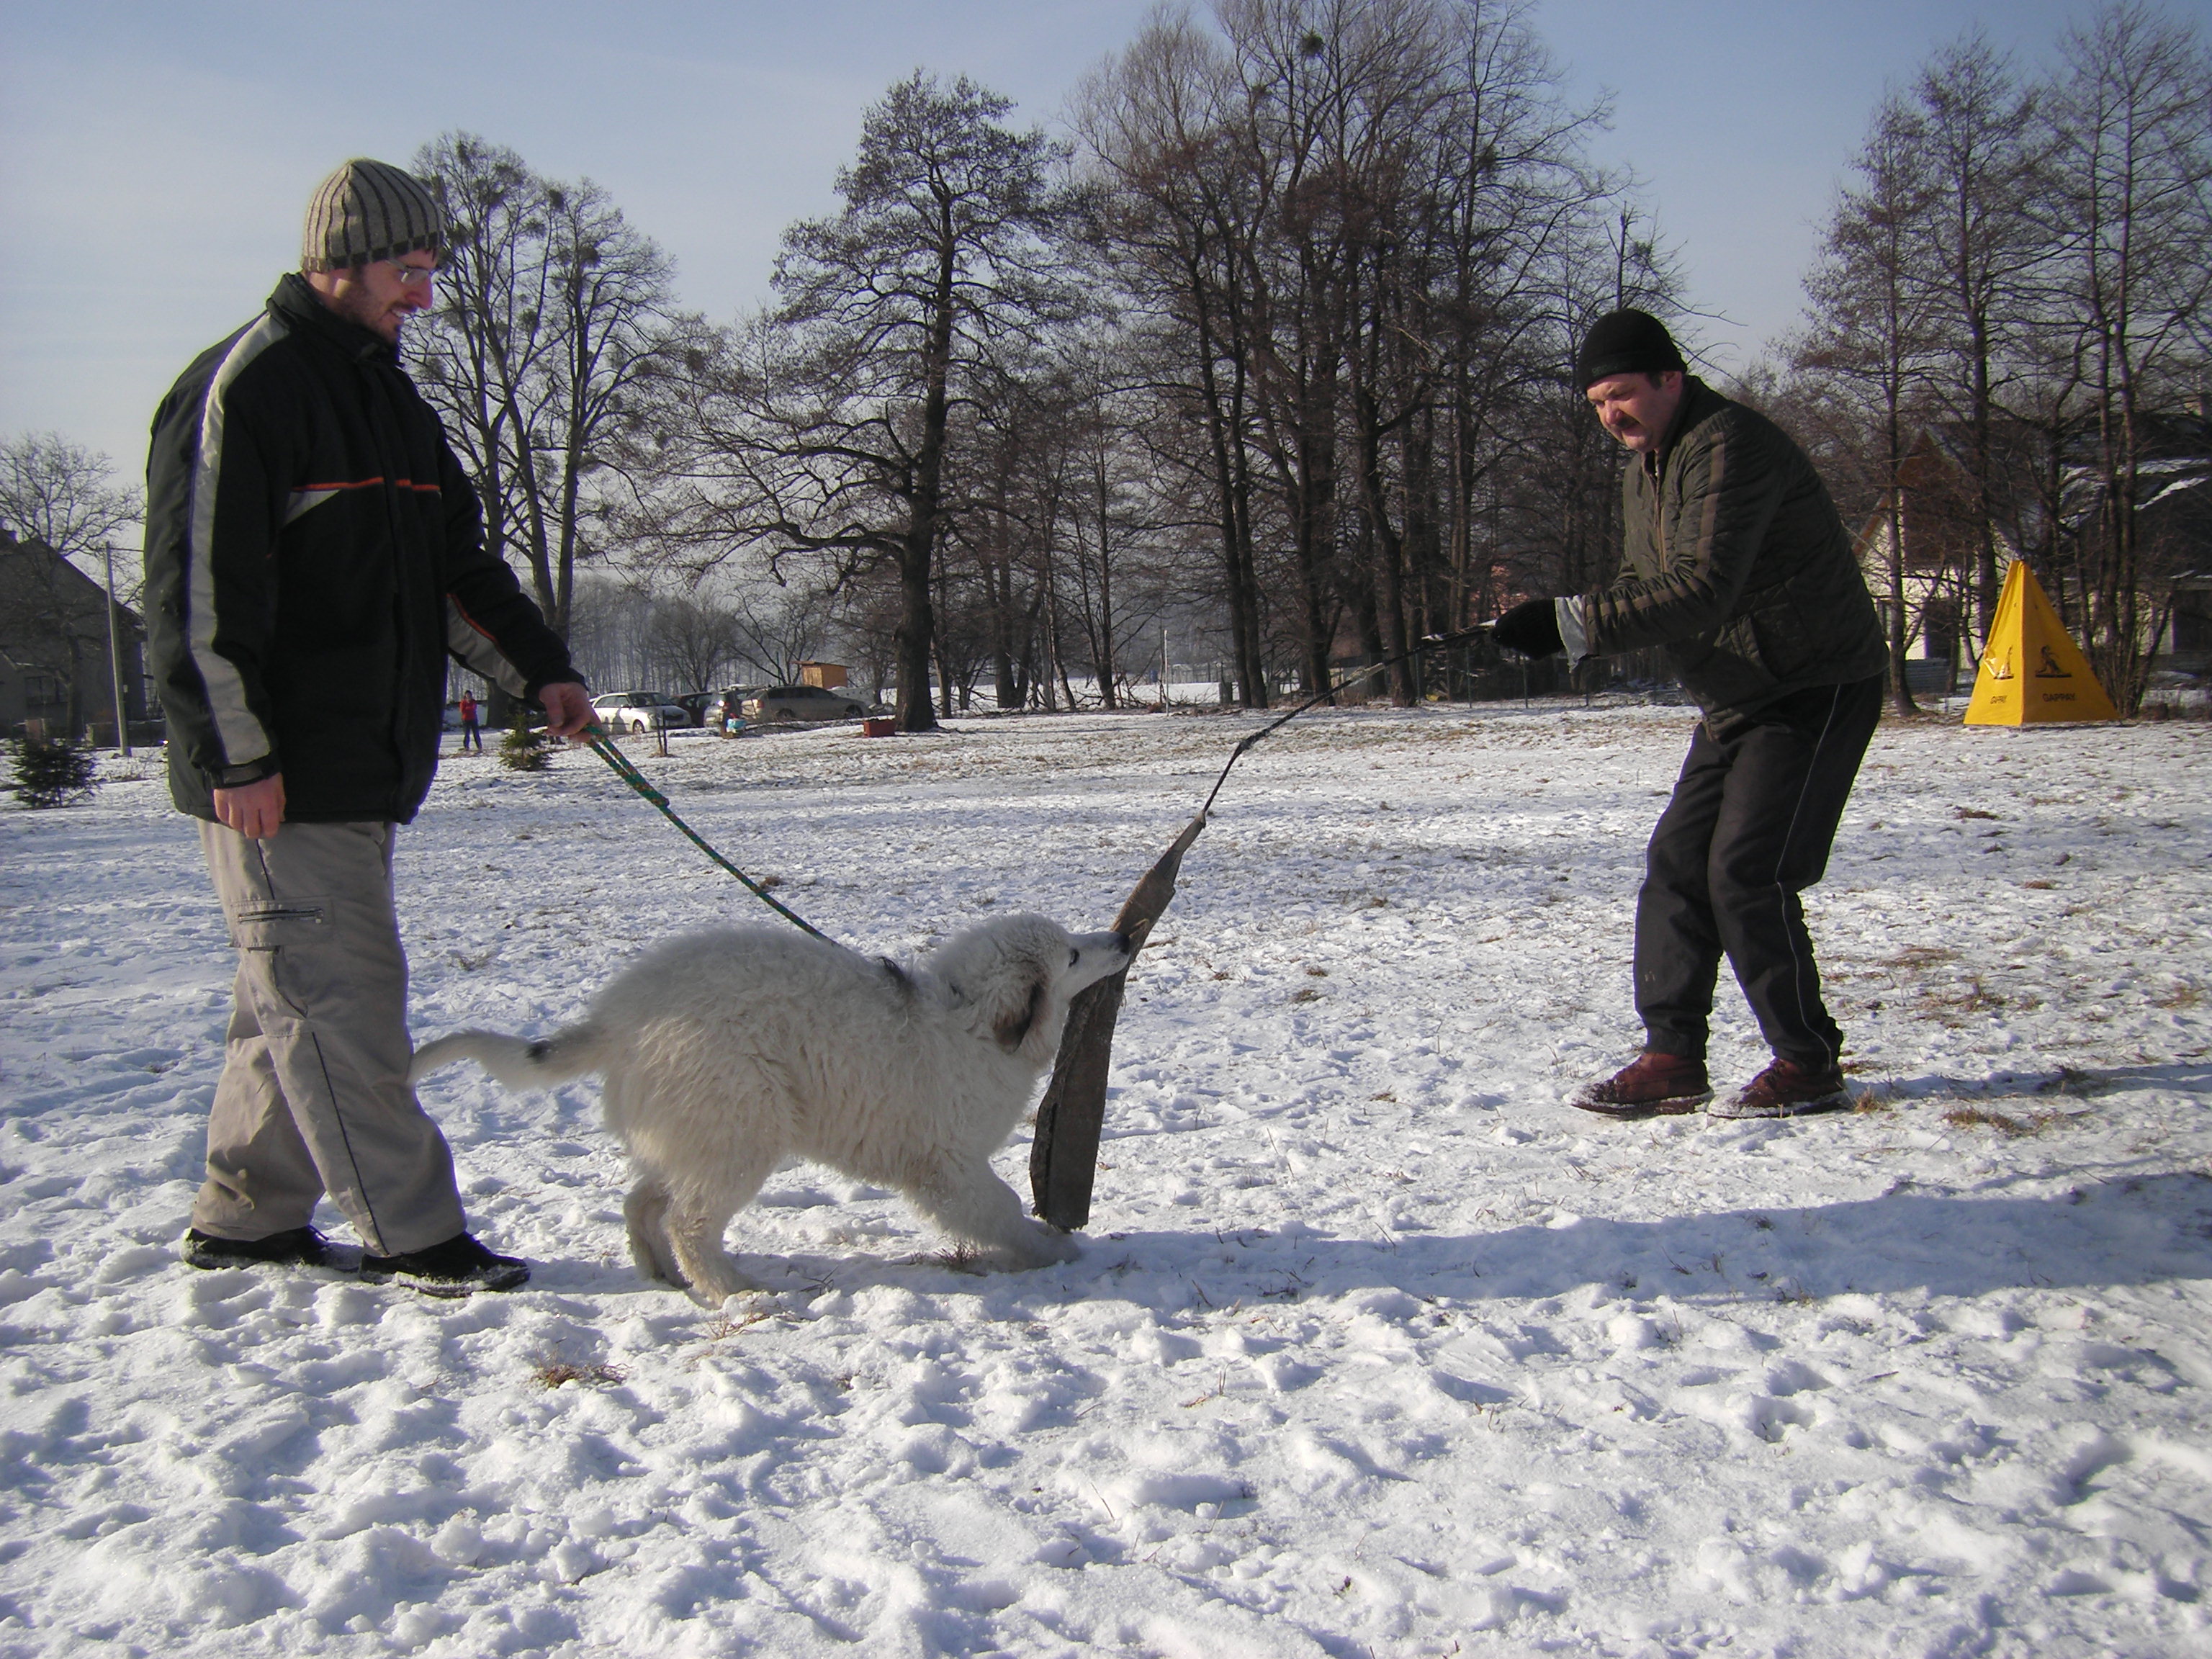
191;819;465;1256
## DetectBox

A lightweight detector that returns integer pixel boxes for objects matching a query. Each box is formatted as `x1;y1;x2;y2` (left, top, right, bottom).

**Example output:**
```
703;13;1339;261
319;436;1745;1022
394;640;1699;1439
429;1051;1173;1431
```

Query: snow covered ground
2;700;2208;1659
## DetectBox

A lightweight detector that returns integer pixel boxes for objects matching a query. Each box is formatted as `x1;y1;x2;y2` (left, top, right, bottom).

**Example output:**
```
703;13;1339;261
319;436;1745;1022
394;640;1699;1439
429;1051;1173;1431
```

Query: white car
591;691;692;734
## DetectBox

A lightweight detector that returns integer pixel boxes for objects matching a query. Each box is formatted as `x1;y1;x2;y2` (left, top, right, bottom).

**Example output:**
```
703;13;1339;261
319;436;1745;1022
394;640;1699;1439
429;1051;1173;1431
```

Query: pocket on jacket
1747;598;1815;683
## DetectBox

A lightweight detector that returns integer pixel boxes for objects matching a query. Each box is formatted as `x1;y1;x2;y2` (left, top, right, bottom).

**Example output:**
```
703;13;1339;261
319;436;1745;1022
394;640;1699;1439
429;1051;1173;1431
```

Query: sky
0;0;2114;495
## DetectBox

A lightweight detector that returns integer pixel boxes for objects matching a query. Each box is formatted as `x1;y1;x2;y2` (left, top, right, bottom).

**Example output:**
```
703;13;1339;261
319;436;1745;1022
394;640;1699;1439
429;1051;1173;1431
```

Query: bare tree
725;574;837;686
410;136;550;589
0;433;143;584
1079;0;1629;705
1904;33;2048;644
1793;93;1944;713
725;73;1082;732
0;433;145;737
644;591;743;693
1075;8;1282;704
1784;3;2208;717
413;135;697;639
2039;1;2212;711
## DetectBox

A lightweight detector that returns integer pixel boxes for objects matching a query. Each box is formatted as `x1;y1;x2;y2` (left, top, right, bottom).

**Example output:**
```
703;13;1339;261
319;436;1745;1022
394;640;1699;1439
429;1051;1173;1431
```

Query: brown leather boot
1709;1057;1850;1119
1569;1051;1712;1119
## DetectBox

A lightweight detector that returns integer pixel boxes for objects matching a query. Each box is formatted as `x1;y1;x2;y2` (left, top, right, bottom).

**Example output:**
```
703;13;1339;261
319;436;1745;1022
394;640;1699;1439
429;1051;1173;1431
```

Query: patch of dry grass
1886;945;1962;970
698;1305;775;1340
934;1243;988;1275
1941;1106;2067;1137
1916;976;2008;1023
530;1355;627;1389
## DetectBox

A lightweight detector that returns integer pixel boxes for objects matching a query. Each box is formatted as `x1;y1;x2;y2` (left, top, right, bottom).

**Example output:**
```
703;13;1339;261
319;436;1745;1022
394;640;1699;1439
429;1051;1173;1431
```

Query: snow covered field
3;701;2208;1659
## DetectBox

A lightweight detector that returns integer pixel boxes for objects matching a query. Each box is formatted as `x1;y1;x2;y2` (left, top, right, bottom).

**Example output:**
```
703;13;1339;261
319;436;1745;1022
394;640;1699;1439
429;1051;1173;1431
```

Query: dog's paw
627;1245;688;1289
1004;1223;1082;1269
685;1277;760;1309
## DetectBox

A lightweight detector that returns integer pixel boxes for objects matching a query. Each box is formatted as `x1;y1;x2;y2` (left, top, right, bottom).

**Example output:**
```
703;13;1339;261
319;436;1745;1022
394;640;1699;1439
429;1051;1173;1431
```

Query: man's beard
332;282;403;343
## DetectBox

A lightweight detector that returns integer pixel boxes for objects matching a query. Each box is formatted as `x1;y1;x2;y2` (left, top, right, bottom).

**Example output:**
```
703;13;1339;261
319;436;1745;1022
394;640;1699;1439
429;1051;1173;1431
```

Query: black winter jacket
1574;377;1884;722
144;275;578;823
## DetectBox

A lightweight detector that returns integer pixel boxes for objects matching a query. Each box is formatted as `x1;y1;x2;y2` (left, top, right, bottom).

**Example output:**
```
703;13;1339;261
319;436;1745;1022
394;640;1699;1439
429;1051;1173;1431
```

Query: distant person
143;158;593;1292
458;691;482;752
1491;309;1886;1120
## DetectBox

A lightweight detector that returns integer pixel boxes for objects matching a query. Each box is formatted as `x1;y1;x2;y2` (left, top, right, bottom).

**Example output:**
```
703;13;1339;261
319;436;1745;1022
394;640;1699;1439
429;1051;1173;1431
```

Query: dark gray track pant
191;819;464;1254
1635;675;1884;1070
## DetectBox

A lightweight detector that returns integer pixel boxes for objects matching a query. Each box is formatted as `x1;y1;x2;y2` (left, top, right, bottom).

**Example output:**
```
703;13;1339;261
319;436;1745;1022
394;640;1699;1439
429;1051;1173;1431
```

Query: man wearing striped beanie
297;157;451;344
143;159;593;1296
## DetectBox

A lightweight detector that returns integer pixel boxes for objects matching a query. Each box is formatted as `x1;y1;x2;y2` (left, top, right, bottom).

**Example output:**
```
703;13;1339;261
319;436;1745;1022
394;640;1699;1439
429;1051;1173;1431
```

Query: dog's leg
904;1154;1082;1271
662;1158;774;1307
623;1174;687;1287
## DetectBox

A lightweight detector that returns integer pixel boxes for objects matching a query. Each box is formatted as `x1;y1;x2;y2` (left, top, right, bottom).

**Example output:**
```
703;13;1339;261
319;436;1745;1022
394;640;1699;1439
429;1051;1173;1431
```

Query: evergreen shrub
498;704;550;772
9;735;100;808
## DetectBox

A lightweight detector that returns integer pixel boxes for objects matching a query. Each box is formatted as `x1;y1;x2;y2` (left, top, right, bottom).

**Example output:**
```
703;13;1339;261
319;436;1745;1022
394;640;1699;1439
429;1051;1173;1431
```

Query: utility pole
101;541;130;756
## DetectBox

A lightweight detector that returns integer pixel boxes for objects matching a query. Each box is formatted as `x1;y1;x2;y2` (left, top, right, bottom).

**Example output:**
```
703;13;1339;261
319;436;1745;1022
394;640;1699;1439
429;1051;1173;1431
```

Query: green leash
580;723;835;944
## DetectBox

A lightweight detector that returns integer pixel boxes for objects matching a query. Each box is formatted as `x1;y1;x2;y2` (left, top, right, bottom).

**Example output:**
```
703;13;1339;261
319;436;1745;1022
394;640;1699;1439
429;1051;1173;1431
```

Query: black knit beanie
1575;308;1686;388
300;159;444;272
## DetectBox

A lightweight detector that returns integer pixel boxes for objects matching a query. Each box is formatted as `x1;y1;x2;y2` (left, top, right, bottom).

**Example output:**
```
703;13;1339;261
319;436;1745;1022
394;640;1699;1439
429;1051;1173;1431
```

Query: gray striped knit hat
300;158;444;272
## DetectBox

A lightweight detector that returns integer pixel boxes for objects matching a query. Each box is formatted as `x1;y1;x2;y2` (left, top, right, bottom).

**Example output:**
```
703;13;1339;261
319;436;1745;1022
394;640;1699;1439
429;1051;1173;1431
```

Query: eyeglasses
386;261;439;287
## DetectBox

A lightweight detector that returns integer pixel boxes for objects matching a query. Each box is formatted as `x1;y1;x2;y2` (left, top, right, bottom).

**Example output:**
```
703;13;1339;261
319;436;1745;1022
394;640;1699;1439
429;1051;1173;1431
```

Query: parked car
742;685;871;722
590;691;692;734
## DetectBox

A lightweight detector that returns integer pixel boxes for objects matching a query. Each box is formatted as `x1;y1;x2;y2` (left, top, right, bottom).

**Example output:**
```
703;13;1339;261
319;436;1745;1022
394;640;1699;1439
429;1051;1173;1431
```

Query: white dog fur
410;914;1130;1304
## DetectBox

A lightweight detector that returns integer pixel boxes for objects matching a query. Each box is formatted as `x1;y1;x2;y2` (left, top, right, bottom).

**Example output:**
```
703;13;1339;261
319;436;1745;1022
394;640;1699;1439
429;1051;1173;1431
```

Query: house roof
0;526;145;642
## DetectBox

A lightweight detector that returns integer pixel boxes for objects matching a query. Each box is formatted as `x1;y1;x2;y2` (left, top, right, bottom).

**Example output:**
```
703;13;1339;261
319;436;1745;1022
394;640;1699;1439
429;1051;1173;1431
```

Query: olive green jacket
1564;376;1884;720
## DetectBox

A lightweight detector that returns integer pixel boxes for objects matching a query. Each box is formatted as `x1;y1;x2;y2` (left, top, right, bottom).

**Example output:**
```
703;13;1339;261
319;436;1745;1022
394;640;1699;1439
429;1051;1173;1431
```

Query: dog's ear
992;974;1049;1053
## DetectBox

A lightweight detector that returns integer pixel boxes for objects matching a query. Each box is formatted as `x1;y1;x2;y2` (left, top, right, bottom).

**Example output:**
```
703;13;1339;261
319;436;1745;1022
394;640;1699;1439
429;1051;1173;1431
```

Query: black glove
1492;598;1563;659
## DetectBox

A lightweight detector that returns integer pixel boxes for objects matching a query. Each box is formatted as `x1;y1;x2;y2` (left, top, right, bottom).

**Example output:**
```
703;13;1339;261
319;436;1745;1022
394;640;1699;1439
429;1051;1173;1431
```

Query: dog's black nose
1112;931;1133;953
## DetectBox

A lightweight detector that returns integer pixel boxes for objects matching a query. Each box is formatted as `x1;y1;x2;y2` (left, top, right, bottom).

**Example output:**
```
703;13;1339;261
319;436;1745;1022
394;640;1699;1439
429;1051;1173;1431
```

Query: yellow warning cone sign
1964;560;2118;724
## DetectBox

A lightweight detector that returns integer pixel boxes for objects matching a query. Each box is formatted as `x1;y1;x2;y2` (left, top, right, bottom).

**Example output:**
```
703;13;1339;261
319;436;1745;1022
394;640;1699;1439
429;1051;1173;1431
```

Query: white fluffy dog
410;914;1130;1304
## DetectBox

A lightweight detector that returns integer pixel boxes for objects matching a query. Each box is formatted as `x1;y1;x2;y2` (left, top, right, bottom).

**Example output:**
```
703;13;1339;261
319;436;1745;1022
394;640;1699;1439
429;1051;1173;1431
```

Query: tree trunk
1292;391;1338;699
1188;248;1268;709
1355;397;1416;706
894;222;959;733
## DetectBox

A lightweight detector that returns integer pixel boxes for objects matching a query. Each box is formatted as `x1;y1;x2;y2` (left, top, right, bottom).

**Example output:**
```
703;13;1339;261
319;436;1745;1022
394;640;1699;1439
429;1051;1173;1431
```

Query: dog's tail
409;1022;613;1090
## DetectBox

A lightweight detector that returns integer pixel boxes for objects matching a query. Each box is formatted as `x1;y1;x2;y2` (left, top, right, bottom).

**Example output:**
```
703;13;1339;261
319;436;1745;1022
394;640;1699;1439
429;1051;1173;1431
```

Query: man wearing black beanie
1490;309;1886;1120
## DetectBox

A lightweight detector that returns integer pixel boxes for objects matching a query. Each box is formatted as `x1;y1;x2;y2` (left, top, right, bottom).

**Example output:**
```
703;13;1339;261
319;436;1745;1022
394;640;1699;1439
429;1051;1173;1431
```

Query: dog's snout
1066;929;1135;979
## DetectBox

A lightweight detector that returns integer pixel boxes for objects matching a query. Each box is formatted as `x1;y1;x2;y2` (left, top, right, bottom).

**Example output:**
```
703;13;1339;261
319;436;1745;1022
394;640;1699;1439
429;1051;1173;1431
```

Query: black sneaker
182;1226;344;1271
359;1231;529;1298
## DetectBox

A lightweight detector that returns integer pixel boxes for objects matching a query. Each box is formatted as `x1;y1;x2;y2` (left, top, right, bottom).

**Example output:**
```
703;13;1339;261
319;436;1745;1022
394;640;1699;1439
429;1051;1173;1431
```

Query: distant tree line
1786;2;2210;713
7;1;2203;740
415;0;1693;730
558;574;838;697
505;0;2204;726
